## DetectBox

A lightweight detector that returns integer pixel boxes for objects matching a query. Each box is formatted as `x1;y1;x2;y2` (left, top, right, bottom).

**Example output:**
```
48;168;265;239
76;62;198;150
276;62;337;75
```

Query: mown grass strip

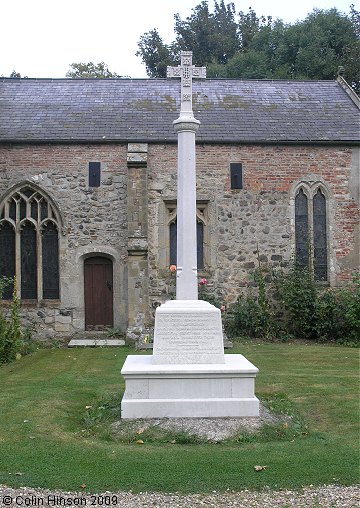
0;344;358;493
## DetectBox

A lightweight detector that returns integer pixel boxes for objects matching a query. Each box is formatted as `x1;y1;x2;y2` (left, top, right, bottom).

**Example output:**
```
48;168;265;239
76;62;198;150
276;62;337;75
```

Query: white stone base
121;354;259;418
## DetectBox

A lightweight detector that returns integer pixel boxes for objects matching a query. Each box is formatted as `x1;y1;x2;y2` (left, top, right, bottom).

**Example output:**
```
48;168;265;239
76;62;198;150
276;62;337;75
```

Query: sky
1;0;354;79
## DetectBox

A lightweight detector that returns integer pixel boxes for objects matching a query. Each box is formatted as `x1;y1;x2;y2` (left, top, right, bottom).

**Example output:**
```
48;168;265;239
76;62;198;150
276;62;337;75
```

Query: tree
174;0;240;65
66;62;122;78
136;29;175;78
136;1;359;92
9;71;21;78
136;0;240;77
9;71;28;78
291;8;358;80
238;7;272;50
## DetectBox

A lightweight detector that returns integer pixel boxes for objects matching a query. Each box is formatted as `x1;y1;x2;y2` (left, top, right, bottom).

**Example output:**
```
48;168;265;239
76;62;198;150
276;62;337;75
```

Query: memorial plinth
121;300;259;418
121;353;259;418
121;52;259;419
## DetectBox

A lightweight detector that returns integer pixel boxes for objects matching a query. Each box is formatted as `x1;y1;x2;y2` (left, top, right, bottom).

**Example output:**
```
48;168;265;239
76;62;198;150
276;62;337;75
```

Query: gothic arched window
169;220;204;269
0;185;61;300
294;186;328;281
167;202;207;270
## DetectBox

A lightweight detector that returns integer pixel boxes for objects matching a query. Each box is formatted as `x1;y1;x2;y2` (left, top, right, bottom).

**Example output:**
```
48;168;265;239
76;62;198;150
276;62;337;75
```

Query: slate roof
0;78;359;144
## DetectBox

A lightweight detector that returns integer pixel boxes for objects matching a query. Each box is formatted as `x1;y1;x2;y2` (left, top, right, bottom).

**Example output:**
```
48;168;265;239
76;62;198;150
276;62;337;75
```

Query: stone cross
167;52;206;300
167;52;206;116
121;52;259;420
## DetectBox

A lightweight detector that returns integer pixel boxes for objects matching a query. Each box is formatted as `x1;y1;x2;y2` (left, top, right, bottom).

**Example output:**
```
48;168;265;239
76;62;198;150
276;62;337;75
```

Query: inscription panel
153;308;225;364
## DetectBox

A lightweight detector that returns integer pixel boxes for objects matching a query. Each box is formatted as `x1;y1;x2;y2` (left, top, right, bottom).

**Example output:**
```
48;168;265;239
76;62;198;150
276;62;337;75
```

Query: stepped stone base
121;300;259;419
121;354;259;418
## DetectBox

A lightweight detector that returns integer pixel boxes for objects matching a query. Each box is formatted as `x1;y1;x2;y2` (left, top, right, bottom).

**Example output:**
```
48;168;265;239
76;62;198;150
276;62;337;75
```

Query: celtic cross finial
167;52;206;115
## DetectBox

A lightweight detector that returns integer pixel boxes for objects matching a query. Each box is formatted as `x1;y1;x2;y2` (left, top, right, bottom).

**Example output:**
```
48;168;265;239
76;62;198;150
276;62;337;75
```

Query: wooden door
84;257;113;330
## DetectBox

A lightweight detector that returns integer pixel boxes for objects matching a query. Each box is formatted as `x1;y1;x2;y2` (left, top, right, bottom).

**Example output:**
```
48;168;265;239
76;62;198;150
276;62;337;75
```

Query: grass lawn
0;343;358;493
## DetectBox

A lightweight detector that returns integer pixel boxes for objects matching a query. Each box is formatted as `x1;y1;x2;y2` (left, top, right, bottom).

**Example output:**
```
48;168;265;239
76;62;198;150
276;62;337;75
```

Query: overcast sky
1;0;353;79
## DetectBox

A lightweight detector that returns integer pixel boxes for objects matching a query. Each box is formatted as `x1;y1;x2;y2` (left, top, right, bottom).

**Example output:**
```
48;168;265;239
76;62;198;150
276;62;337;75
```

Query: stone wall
0;144;128;338
147;143;359;309
0;142;358;339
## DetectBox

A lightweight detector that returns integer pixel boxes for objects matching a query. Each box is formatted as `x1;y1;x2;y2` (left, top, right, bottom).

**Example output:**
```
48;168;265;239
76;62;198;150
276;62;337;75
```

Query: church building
0;76;359;341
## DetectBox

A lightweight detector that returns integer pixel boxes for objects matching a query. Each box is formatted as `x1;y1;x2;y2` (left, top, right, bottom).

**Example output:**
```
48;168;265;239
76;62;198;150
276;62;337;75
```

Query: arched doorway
84;256;113;330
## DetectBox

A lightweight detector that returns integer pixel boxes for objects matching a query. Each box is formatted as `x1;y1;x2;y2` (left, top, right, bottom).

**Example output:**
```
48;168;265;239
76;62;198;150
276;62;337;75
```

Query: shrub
226;267;275;339
0;277;23;364
225;263;360;344
274;264;318;340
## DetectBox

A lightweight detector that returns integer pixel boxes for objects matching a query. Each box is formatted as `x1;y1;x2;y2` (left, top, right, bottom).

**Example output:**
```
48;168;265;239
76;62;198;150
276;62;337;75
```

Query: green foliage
174;0;239;65
332;273;360;344
225;266;276;339
198;287;222;308
106;328;125;339
0;278;23;364
274;264;317;340
275;267;360;343
0;277;38;363
136;29;175;78
66;62;123;79
225;265;360;343
137;2;359;92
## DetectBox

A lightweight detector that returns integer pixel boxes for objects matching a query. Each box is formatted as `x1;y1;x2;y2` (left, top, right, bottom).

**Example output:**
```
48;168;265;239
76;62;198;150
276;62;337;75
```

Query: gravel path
1;484;359;507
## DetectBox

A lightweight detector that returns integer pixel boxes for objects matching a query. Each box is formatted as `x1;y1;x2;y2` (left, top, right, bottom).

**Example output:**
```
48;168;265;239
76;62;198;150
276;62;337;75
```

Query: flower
199;278;208;286
169;265;177;273
220;305;226;313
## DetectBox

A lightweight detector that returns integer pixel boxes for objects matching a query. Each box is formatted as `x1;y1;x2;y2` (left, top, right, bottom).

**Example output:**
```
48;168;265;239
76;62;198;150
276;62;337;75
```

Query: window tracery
0;185;61;300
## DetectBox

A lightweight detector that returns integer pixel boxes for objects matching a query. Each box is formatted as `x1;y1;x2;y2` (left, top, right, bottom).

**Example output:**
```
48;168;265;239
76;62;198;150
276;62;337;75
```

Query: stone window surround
160;198;210;270
0;181;64;301
290;176;335;284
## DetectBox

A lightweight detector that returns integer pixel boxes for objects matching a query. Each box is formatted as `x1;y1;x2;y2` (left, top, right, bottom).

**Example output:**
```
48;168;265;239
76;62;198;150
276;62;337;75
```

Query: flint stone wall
0;142;358;339
147;144;359;311
0;144;128;337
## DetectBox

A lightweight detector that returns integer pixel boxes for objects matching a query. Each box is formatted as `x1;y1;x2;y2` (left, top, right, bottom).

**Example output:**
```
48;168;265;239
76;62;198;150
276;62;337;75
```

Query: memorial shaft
167;52;206;300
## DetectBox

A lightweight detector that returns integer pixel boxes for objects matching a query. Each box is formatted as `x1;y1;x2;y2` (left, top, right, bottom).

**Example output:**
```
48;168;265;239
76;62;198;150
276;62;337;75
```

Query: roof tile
0;78;358;143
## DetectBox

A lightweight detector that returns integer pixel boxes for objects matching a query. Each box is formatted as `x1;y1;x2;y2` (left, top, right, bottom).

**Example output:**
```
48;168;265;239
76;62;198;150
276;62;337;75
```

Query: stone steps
68;331;125;347
68;339;125;347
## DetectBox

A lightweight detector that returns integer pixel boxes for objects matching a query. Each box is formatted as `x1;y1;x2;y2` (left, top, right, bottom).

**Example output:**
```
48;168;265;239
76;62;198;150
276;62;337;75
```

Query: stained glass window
0;185;61;300
295;189;309;269
0;222;15;299
313;189;327;281
42;223;59;299
31;200;38;221
295;186;328;281
9;199;16;221
21;222;37;299
40;199;48;221
19;198;26;220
